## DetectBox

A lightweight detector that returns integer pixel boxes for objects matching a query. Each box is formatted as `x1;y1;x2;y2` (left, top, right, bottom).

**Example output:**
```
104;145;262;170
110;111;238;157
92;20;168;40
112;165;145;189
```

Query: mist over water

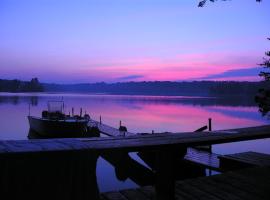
0;93;269;191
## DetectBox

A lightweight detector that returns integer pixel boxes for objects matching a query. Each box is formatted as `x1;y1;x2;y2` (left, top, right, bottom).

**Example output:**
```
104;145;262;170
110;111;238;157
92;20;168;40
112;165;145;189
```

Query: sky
0;0;269;83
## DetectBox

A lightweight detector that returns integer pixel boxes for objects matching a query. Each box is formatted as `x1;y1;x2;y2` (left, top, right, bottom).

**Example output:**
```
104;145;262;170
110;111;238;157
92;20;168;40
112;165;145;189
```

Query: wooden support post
155;149;175;200
80;108;82;117
120;120;122;127
208;118;213;153
208;118;212;131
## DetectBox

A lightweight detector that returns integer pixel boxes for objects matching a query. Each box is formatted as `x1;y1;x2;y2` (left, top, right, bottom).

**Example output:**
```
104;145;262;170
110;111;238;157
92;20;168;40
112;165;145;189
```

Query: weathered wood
184;147;221;171
102;167;270;200
0;150;99;200
0;126;270;199
120;189;150;200
88;120;134;137
102;191;128;200
219;151;270;170
155;150;176;200
136;186;155;199
1;125;270;154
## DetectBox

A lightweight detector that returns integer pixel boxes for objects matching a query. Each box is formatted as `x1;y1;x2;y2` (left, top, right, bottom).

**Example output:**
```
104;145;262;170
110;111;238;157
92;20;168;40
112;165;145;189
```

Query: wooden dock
88;119;134;137
1;125;270;200
101;166;270;200
219;151;270;170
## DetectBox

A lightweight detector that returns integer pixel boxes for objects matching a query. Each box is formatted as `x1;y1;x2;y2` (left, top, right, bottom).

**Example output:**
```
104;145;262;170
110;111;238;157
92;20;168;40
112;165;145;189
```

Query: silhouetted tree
198;0;269;117
255;38;270;117
198;0;261;7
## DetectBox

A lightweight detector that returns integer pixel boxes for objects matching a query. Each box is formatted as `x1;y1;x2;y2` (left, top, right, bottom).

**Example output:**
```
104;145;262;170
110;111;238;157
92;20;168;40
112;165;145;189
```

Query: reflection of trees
11;96;19;105
0;95;39;106
30;96;38;106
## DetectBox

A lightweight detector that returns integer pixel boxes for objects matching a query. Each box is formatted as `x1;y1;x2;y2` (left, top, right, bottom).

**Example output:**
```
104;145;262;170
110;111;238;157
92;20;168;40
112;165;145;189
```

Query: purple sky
0;0;269;83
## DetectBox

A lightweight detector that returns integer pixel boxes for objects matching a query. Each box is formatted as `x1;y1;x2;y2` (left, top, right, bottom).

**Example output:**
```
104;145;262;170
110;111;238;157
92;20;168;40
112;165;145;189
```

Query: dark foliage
43;81;268;97
198;0;261;7
255;38;270;117
0;78;44;92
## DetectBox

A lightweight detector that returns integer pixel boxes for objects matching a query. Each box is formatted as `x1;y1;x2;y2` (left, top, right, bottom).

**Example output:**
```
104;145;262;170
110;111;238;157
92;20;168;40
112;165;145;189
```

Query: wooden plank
101;167;270;200
184;147;221;171
88;120;134;137
155;150;175;200
101;191;129;200
183;178;242;200
1;125;270;155
176;182;221;200
219;151;270;170
212;172;270;199
136;186;155;199
120;189;150;200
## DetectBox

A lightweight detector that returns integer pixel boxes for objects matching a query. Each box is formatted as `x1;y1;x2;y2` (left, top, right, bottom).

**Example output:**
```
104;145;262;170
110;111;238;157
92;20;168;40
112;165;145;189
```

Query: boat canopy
47;101;64;113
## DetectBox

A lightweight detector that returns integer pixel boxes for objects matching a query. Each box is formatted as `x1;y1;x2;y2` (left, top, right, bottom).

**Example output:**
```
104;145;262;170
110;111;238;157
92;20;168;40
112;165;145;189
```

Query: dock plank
219;151;270;170
102;167;270;200
88;120;134;137
1;125;270;154
184;147;221;171
102;191;129;200
120;189;150;200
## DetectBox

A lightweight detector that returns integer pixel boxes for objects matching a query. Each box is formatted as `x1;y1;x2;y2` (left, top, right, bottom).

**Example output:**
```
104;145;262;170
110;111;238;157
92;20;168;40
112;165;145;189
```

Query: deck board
88;120;134;137
101;167;270;200
184;147;221;171
120;189;150;200
219;151;270;170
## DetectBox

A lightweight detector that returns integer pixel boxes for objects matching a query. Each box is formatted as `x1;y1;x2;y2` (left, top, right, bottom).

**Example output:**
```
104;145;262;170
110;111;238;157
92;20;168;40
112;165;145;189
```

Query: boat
28;101;98;138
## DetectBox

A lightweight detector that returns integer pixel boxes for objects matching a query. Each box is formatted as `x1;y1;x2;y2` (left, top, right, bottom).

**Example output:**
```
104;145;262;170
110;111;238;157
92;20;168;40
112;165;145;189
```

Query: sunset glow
0;0;269;83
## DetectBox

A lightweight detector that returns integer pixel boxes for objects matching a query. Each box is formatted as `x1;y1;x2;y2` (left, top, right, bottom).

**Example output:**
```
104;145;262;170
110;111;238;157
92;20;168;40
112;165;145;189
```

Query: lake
0;92;269;191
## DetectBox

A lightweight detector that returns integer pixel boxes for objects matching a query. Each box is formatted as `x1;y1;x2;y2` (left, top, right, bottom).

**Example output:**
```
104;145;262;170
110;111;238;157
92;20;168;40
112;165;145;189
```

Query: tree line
0;78;44;92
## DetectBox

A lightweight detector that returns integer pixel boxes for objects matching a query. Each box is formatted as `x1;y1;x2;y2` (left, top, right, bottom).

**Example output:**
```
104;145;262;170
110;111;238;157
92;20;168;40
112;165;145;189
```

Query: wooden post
100;116;102;124
155;149;175;200
80;108;82;117
208;118;212;131
208;118;213;153
152;130;154;134
72;108;74;116
120;120;122;127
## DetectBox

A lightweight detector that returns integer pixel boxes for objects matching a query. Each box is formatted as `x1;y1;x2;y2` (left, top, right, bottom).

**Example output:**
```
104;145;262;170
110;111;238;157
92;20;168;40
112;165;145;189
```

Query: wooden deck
1;125;270;200
219;151;270;170
88;119;134;137
184;147;221;171
101;166;270;200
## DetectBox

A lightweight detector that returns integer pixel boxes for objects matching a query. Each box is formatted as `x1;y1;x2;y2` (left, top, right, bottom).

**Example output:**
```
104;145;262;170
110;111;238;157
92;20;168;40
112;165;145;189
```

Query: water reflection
0;92;269;192
0;93;268;139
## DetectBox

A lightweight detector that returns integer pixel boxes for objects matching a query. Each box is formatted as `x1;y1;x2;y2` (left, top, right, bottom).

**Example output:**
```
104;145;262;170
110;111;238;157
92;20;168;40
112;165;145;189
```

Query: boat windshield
47;101;64;113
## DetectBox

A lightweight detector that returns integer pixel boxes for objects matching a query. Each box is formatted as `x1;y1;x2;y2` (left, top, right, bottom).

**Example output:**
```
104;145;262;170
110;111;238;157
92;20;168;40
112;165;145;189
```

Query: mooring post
152;130;154;134
100;116;102;124
80;108;82;117
120;120;122;127
72;108;74;116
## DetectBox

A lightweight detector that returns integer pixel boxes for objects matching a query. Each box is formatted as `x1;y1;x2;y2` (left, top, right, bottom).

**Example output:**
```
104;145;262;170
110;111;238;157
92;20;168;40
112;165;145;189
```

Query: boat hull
28;116;89;138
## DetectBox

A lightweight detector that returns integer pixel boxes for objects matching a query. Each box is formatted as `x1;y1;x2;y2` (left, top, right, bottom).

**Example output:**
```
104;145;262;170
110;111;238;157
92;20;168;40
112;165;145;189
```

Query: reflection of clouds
0;93;267;140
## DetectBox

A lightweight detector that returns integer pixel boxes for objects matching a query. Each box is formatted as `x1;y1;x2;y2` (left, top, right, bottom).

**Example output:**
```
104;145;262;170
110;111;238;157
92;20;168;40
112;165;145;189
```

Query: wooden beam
1;125;270;155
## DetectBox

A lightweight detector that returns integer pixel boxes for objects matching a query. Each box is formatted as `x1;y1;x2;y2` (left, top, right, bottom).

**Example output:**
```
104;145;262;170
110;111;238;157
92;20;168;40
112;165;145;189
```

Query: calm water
0;92;269;191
